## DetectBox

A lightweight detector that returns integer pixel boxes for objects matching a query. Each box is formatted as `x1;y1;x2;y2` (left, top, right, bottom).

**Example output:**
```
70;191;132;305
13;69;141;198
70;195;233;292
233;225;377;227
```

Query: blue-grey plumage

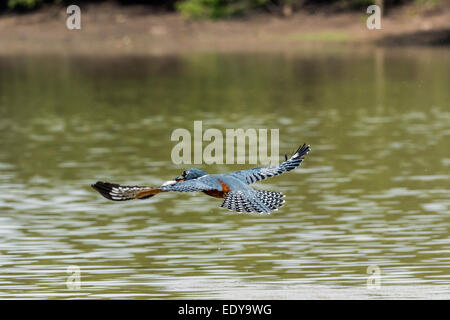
92;144;311;214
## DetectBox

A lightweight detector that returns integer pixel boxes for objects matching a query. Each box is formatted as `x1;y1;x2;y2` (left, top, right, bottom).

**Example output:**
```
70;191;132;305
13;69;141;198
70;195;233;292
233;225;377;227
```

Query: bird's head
175;168;208;182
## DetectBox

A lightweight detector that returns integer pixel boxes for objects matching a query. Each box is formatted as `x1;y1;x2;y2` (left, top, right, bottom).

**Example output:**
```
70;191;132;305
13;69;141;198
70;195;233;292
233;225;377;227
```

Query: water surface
0;47;449;299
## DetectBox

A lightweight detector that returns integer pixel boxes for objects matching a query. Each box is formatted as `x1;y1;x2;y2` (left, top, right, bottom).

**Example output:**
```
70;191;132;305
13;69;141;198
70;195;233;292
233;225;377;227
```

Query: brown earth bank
0;2;449;56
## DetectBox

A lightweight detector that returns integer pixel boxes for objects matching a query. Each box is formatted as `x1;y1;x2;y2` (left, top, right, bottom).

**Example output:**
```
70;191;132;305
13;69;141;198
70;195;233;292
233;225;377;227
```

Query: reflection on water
0;48;449;299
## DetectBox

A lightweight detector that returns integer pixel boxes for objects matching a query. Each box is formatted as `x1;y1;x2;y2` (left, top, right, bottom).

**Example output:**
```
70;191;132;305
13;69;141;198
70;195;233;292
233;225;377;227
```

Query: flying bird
92;144;311;214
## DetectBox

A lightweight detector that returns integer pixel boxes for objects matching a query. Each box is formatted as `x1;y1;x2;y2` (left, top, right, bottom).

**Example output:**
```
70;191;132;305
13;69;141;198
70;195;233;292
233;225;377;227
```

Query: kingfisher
92;144;310;214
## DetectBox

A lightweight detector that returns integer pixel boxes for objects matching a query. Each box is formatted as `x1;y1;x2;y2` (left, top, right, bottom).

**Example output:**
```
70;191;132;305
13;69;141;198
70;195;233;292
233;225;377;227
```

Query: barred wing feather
231;144;311;184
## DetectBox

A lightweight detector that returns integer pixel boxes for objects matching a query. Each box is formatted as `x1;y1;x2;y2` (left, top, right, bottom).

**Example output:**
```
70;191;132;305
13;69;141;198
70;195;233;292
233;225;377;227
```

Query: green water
0;47;449;299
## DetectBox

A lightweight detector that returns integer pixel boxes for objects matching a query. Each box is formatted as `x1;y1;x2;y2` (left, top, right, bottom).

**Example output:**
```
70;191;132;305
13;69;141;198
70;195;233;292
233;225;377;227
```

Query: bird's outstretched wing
158;177;218;192
92;177;218;201
230;144;311;184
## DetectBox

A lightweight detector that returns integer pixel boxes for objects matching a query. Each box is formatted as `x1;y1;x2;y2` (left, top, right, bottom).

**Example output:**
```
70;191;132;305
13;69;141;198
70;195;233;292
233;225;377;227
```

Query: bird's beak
175;176;184;182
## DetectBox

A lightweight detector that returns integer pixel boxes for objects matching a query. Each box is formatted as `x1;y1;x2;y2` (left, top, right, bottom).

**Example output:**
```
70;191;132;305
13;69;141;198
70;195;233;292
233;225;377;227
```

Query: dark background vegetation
0;0;420;18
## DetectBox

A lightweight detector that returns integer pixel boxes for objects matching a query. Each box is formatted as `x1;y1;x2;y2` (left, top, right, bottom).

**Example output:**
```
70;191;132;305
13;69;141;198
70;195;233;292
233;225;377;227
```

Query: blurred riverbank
0;1;449;56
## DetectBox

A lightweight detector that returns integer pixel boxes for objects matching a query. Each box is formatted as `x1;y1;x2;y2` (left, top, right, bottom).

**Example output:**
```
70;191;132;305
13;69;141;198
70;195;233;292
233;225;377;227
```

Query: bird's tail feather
91;181;159;201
